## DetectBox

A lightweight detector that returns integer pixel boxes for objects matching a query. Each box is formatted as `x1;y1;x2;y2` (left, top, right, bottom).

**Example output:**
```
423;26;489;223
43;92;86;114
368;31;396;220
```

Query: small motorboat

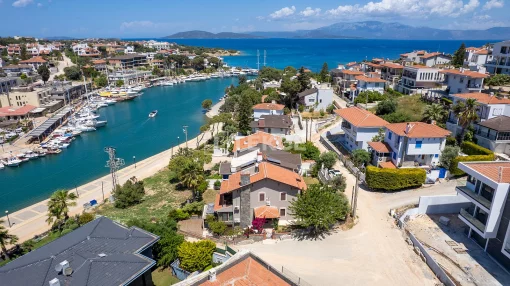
3;158;22;167
149;110;158;118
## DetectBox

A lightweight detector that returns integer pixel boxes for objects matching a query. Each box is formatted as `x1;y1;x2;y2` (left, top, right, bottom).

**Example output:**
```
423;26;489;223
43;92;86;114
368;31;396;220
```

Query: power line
104;147;124;192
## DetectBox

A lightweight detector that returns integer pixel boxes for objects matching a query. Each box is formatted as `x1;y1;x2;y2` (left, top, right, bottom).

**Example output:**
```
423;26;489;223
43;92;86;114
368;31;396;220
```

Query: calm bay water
0;78;239;212
0;38;494;212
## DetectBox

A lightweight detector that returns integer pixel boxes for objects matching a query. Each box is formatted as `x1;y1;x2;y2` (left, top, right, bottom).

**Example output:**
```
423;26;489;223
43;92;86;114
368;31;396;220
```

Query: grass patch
303;177;320;185
202;189;218;204
395;95;427;122
152;267;180;286
95;167;191;225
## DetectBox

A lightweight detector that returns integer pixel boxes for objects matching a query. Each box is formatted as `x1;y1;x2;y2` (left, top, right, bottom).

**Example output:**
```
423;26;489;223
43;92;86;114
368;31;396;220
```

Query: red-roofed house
214;162;306;227
419;52;452;67
464;46;492;70
252;101;285;120
380;62;404;83
335;107;388;152
398;65;445;95
0;105;36;120
233;131;283;156
19;56;48;69
354;75;386;96
440;68;488;94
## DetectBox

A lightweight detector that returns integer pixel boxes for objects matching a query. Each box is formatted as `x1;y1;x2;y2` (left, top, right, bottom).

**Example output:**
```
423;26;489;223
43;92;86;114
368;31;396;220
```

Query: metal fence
282;266;313;286
319;133;365;182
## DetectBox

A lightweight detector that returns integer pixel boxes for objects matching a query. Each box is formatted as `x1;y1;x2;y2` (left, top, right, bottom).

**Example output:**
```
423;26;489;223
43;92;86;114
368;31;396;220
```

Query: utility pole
257;50;260;71
305;119;308;142
104;147;125;192
263;50;266;67
352;172;360;218
183;125;188;148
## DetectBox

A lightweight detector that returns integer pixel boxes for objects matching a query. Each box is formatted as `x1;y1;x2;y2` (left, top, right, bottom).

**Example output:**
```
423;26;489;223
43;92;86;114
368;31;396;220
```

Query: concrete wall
253;109;284;120
417;195;471;214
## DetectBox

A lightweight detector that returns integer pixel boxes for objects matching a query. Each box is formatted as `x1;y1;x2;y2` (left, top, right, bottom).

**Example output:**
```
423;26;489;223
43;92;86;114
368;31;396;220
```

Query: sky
0;0;508;38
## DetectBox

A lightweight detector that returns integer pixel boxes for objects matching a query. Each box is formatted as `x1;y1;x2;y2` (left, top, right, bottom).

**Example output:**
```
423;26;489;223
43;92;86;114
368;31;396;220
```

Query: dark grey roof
250;115;293;129
219;162;232;175
0;217;159;286
262;149;301;171
478;115;510;132
109;54;146;60
298;88;318;98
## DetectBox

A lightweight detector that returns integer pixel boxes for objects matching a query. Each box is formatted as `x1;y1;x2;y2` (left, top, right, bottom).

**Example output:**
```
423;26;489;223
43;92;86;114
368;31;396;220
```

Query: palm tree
423;103;447;123
46;190;77;229
180;161;204;199
453;98;478;143
0;219;18;259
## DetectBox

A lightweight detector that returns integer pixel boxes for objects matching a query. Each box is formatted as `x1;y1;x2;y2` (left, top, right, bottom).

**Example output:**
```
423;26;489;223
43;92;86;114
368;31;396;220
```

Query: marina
0;76;242;212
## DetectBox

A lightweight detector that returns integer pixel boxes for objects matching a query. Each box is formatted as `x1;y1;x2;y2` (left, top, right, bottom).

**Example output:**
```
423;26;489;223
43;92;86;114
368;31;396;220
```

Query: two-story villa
252;102;285;121
214;162;307;227
380;62;404;85
335;107;389;152
485;40;510;75
464;47;492;71
455;161;510;270
330;69;364;90
446;92;510;136
397;65;445;95
353;76;386;98
233;131;283;157
440;69;488;94
474;115;510;156
297;84;334;111
379;122;450;168
419;52;452;67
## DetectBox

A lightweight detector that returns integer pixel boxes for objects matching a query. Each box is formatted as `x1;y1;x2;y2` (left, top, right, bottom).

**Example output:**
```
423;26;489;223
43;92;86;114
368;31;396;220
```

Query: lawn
394;95;428;122
152;267;180;285
95;167;191;225
303;177;320;185
202;189;218;204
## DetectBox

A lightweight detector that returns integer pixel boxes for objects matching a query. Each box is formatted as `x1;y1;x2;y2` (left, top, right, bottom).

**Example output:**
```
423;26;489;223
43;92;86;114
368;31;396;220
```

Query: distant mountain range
43;36;75;40
164;21;510;40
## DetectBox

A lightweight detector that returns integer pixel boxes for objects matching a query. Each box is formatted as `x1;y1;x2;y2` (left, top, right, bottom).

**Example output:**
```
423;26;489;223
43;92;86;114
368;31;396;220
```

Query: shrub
78;212;95;225
309;107;315;113
60;229;73;236
252;217;265;233
439;146;460;170
446;136;457;147
365;166;426;191
298;105;305;112
319;109;325;116
441;97;453;105
168;209;190;221
213;180;221;190
178;240;216;272
208;220;227;236
460;141;492;155
113;177;145;209
284;107;290;115
449;141;495;176
326;104;335;114
354;91;386;104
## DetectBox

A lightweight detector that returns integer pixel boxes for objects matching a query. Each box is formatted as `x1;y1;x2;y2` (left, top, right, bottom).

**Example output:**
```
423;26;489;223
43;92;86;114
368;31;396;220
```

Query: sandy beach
0;130;213;244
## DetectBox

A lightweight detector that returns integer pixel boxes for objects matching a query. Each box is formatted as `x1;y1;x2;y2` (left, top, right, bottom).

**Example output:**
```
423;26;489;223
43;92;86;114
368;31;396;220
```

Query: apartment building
485;40;510;75
397;65;445;95
143;40;173;51
464;47;492;71
455;161;510;270
440;68;488;94
19;56;48;70
330;68;364;90
400;50;427;64
419;52;452;67
109;54;148;69
474;116;510;156
380;62;404;84
0;86;53;108
107;70;152;85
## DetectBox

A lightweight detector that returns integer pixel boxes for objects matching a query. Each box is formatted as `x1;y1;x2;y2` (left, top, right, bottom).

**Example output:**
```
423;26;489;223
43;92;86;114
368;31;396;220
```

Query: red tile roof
386;122;451;138
355;75;385;83
19;56;47;64
233;132;283;151
254;206;280;219
340;69;364;75
452;92;510;105
0;105;37;117
368;141;392;153
335;107;388;127
219;162;307;195
475;49;489;55
462;162;510;183
381;62;404;69
440;69;488;79
252;102;285;111
92;59;106;64
200;256;290;286
421;52;443;59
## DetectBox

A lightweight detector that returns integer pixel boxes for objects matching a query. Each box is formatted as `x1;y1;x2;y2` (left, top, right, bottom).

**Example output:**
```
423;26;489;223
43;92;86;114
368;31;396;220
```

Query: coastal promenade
0;130;213;243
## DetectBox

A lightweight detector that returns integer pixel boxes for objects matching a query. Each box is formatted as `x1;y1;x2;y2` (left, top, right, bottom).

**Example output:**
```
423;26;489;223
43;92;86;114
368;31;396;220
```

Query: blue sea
0;38;493;212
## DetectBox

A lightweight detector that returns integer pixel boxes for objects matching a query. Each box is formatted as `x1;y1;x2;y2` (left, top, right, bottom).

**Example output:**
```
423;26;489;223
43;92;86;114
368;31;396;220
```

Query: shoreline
0;130;213;244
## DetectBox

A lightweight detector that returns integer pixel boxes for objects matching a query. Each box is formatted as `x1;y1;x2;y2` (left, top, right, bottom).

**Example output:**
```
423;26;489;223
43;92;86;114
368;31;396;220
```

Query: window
416;141;422;149
280;192;287;201
308;98;315;103
259;193;265;202
392;152;396;159
280;208;286;217
388;132;392;140
434;154;439;158
467;175;476;185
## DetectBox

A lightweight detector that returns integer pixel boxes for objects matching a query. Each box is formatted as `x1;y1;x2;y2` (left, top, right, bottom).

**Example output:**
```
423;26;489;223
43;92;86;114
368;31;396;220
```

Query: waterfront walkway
1;131;213;243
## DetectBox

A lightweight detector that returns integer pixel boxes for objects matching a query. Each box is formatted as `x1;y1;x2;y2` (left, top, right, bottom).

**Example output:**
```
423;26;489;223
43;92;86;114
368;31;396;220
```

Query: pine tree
319;62;329;82
452;43;466;67
237;92;253;135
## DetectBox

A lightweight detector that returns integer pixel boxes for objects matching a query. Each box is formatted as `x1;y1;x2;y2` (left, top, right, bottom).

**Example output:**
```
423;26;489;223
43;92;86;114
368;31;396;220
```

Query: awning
254;206;279;219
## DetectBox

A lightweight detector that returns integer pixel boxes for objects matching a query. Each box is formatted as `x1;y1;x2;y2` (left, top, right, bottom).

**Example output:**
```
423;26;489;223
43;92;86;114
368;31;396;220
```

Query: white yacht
3;158;22;167
0;162;4;170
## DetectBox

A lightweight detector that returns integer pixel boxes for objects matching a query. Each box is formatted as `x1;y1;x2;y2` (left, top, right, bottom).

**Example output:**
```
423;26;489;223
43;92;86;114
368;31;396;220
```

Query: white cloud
12;0;33;7
326;0;481;18
37;2;42;7
120;21;158;30
473;13;491;19
270;6;296;19
300;7;321;17
483;0;504;9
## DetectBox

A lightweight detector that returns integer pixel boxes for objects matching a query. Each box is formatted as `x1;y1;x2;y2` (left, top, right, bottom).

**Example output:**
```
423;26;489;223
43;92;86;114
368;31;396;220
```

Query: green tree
286;141;320;161
63;66;82;80
371;128;385;142
201;99;213;110
1;48;7;57
439;146;460;170
112;177;145;209
297;67;311;92
375;99;397;116
0;219;19;259
191;56;205;70
280;77;301;108
180;161;205;198
37;65;50;84
485;74;510;88
238;74;247;85
20;73;27;80
115;79;124;87
78;212;95;225
237;91;253;135
289;184;349;234
316;151;337;170
453;98;478;143
178;240;216;272
318;62;330;82
382;111;413;123
422;103;447;123
20;45;28;60
259;67;283;81
351;149;371;168
94;75;108;88
452;42;466;68
329;175;347;192
46;190;78;229
208;220;227;236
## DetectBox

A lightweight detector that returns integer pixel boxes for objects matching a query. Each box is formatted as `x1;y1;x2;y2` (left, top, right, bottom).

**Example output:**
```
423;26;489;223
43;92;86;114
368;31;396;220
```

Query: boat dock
27;107;73;143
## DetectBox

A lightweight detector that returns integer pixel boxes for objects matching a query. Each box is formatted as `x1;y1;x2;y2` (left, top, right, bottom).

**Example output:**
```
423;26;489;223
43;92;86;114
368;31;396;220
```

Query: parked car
328;169;341;177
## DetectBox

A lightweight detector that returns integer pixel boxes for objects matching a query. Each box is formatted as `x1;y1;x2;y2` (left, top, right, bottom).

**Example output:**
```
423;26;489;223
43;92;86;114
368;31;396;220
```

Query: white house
446;92;510;136
454;161;510;270
397;65;445;95
124;46;135;54
380;122;450;168
72;43;89;54
380;62;404;84
297;84;334;110
474;116;510;156
464;47;492;71
419;52;452;67
334;107;389;152
252;102;285;121
354;75;385;97
143;40;172;51
440;68;488;94
400;50;427;64
485;40;510;75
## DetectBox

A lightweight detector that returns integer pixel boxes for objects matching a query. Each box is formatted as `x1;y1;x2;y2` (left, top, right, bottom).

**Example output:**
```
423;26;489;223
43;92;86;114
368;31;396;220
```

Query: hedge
449;142;495;176
365;166;426;191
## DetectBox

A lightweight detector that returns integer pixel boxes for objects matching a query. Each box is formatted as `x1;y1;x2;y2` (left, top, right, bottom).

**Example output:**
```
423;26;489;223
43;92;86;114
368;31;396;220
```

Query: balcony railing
457;186;492;209
475;132;497;141
459;208;486;233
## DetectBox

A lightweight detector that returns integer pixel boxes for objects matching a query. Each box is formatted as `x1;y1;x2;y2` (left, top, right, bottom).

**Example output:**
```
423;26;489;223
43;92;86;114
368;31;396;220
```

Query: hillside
164;30;261;39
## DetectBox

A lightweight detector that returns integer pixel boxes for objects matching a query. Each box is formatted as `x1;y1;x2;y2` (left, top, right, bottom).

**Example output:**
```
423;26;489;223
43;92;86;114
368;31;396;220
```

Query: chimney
255;163;259;173
490;92;494;97
240;172;250;186
257;152;263;162
271;100;276;104
405;123;412;134
209;269;217;282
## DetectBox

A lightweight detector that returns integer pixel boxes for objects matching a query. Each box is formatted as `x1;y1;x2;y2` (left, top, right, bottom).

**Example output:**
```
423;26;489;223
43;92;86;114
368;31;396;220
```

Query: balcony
459;208;486;233
457;186;492;209
467;83;482;90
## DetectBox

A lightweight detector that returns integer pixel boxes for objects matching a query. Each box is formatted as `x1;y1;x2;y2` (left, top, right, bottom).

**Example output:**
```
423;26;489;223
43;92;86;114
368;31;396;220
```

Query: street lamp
133;156;136;168
177;136;180;150
5;210;11;227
